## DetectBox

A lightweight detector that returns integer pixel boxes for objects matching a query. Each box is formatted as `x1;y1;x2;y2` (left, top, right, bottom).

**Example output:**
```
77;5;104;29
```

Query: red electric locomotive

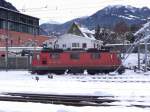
30;48;124;75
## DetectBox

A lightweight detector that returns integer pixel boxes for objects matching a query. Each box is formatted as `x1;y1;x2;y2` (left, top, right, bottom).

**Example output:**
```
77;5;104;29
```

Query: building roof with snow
67;22;96;40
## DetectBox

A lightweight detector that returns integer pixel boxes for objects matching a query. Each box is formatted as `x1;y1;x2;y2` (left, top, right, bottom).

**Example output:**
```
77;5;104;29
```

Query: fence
0;56;31;70
106;43;150;53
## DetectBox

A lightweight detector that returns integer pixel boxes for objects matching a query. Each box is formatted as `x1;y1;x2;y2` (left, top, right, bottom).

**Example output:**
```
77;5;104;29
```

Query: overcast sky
6;0;150;24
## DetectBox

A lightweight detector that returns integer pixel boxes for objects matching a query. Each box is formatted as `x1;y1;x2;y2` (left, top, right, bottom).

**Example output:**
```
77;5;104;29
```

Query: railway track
73;75;150;83
0;92;117;106
0;92;150;108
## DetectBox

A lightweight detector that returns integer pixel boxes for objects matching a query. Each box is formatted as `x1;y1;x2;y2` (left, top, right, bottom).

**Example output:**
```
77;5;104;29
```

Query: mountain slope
40;5;150;35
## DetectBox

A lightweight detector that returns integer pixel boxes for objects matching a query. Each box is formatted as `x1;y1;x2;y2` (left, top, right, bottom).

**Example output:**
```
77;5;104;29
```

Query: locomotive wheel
31;71;36;74
87;70;97;75
104;70;110;74
67;69;84;74
118;69;125;74
33;70;49;75
50;70;65;75
118;67;125;74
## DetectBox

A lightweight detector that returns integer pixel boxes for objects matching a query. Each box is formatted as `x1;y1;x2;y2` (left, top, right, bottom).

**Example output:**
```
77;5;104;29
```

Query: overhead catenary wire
17;0;113;12
17;0;117;22
19;4;103;22
19;5;102;13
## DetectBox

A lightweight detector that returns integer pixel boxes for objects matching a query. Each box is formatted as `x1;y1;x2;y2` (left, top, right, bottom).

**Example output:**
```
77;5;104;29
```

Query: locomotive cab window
52;53;60;59
70;52;80;59
91;53;100;59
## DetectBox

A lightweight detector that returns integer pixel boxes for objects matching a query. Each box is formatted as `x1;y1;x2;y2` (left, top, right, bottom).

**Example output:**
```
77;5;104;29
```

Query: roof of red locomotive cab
40;48;112;53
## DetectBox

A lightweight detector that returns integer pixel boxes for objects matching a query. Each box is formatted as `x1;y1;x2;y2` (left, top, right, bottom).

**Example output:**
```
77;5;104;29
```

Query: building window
0;20;3;28
62;44;66;48
82;43;87;48
55;44;59;48
15;23;20;32
20;24;28;33
0;10;7;19
34;19;39;25
27;26;34;34
8;22;15;31
0;20;7;29
28;19;33;25
72;43;79;48
91;53;100;59
20;15;26;23
70;52;80;59
8;12;16;21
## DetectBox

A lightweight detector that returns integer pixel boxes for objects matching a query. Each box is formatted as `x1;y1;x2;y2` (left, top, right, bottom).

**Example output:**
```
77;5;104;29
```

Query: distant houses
45;22;103;49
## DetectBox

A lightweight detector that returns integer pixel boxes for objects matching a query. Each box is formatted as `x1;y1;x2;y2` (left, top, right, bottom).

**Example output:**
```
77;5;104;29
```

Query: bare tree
113;20;129;34
95;25;118;44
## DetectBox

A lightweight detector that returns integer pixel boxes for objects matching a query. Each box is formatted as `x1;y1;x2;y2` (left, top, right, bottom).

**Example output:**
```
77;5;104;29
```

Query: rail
1;92;117;106
1;92;150;108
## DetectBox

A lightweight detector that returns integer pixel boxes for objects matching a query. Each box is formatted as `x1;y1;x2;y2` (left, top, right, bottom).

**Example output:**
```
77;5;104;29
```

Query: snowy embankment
0;70;150;96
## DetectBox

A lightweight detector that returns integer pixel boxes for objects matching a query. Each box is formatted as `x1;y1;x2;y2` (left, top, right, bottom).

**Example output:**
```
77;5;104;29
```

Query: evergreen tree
95;25;100;40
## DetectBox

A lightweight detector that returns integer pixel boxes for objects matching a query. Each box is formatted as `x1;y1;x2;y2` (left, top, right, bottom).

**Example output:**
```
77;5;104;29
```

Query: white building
55;34;102;49
44;23;103;49
55;22;103;50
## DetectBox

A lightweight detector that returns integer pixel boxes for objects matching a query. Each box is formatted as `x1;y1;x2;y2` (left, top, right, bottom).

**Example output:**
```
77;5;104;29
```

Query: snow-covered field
0;53;149;112
0;70;150;112
123;53;145;67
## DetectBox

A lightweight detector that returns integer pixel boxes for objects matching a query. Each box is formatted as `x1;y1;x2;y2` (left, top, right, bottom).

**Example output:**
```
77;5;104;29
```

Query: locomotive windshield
70;52;80;59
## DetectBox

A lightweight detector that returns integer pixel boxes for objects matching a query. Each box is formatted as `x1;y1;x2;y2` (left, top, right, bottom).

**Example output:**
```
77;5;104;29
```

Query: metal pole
5;38;8;71
5;17;9;71
144;40;148;72
122;34;125;59
27;54;30;69
137;43;140;70
33;26;36;61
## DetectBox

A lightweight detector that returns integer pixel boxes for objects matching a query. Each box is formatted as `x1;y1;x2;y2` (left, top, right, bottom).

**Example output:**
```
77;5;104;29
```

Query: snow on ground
0;53;150;112
0;70;150;96
0;101;150;112
122;53;145;67
0;70;150;112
